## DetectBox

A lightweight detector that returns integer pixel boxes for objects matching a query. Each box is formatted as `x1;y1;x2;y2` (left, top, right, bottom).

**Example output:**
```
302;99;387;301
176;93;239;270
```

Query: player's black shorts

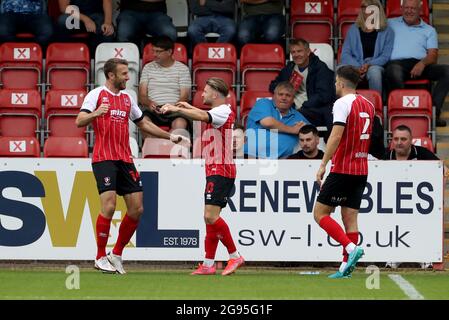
92;160;142;196
317;173;368;209
204;175;235;208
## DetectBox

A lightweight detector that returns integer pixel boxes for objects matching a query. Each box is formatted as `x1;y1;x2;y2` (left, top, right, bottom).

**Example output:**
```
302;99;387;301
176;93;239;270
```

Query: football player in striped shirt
313;66;375;279
161;77;244;276
76;58;187;274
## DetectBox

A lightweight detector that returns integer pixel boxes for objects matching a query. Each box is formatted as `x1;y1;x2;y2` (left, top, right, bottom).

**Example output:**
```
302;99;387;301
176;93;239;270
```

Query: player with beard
76;58;187;274
161;77;244;276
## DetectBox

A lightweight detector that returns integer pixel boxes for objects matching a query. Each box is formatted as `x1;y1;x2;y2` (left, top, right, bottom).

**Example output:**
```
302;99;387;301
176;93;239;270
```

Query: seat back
337;0;361;39
0;136;40;157
0;89;41;137
192;43;237;91
356;89;384;123
46;43;90;91
388;89;433;138
412;136;434;152
240;44;285;92
44;89;86;138
386;0;430;23
309;43;334;71
95;42;140;94
142;137;190;158
143;42;188;66
44;136;88;157
290;0;334;44
240;90;272;125
0;42;42;90
45;89;86;116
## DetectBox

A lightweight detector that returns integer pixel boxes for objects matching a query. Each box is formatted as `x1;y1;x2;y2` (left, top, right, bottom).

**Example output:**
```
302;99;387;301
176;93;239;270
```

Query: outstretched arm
136;117;188;144
160;102;210;122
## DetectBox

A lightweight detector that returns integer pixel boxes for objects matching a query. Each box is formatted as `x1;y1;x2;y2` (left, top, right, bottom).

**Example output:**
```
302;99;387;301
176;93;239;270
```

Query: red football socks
319;216;352;249
112;214;139;256
205;223;219;259
214;217;237;254
96;213;112;260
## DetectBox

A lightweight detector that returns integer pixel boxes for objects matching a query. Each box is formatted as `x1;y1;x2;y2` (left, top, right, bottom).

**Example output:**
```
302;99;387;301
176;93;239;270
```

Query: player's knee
103;202;116;216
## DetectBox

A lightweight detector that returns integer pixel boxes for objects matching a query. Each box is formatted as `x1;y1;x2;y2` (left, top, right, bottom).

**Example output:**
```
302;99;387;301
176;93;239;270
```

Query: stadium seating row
290;0;430;48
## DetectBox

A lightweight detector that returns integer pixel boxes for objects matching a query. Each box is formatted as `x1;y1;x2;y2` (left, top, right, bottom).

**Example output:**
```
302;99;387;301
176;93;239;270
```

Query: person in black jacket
269;38;335;136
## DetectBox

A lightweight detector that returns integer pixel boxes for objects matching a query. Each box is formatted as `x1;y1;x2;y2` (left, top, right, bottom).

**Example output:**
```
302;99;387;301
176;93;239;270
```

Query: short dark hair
336;65;360;88
299;124;319;136
394;124;412;135
103;58;128;79
153;35;174;52
206;77;229;97
233;121;245;131
289;38;310;49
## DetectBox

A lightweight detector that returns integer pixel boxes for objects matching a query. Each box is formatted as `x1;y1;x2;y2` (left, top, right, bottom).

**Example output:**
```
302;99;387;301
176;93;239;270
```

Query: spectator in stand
56;0;115;50
385;0;449;127
0;0;54;48
117;0;176;44
340;0;394;98
139;36;191;138
244;81;310;159
383;124;448;270
188;0;236;48
233;122;245;159
288;124;324;159
269;38;335;136
237;0;285;48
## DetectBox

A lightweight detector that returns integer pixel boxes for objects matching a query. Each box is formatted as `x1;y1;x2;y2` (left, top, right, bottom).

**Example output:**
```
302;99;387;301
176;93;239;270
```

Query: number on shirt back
360;112;370;140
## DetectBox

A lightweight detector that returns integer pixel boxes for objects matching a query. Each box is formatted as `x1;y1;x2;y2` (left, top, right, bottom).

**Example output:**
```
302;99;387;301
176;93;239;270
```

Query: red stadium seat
356;89;384;124
337;0;361;42
388;89;434;140
240;44;285;92
44;89;87;138
46;43;90;91
0;136;40;157
192;89;237;114
386;0;430;23
0;89;41;138
142;137;190;158
44;136;88;157
0;42;42;90
290;0;334;45
412;136;434;152
142;42;188;66
192;43;237;91
240;91;272;125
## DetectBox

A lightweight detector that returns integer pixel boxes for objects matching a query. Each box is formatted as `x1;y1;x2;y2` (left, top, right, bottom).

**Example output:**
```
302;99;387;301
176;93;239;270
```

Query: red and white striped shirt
331;94;375;175
203;104;236;178
80;86;143;163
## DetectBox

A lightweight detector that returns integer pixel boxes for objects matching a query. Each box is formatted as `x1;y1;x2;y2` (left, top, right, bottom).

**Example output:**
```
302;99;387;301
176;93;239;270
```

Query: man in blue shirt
385;0;449;127
0;0;54;48
244;81;310;159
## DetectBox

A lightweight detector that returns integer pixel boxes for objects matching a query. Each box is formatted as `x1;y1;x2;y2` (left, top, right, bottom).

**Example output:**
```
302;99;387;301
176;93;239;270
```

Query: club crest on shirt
104;177;111;186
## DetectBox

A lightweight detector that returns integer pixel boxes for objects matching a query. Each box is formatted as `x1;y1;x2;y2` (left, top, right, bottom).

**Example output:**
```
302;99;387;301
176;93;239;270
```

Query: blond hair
355;0;388;31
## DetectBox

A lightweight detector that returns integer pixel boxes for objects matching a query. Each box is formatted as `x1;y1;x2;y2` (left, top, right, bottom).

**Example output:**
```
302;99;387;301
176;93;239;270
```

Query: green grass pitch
0;267;448;300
